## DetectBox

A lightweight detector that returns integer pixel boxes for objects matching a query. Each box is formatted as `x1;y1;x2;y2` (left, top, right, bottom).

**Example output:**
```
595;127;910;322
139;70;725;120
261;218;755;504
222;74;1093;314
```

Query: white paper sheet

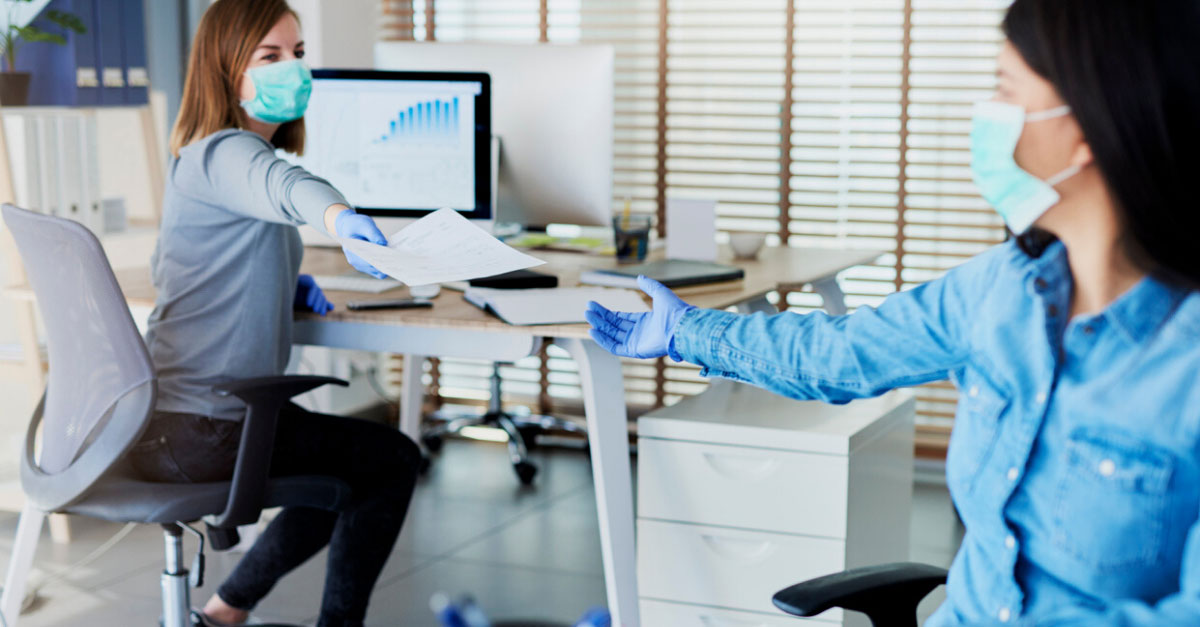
464;287;650;326
339;208;545;285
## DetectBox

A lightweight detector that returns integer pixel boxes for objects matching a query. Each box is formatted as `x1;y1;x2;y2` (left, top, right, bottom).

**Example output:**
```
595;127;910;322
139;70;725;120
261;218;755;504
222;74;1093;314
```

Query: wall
289;0;378;68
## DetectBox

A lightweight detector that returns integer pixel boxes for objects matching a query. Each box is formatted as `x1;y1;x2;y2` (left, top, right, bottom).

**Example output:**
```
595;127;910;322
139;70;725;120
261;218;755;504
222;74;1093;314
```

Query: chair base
419;365;587;485
423;408;586;485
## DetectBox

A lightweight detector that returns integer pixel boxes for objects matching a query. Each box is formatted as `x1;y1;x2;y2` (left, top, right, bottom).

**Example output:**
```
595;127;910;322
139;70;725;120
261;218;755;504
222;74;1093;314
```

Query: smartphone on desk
346;298;434;311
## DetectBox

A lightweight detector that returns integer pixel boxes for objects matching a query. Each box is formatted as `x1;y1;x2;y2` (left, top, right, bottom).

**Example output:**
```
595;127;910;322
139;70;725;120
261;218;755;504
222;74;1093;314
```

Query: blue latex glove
295;274;333;316
573;607;612;627
335;209;388;279
585;275;696;359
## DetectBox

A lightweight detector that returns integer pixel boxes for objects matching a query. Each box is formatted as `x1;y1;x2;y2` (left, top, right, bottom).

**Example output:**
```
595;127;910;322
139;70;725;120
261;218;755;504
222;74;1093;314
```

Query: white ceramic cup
409;283;442;299
729;232;767;260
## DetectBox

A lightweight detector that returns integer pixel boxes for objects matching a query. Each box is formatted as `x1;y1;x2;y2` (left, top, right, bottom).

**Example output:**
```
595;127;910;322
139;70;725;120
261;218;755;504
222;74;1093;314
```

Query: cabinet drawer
638;519;844;619
638;438;848;538
639;599;838;626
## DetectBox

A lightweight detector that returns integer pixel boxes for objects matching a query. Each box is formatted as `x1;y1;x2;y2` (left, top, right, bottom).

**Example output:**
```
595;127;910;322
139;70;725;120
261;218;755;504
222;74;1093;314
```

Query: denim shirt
669;239;1200;625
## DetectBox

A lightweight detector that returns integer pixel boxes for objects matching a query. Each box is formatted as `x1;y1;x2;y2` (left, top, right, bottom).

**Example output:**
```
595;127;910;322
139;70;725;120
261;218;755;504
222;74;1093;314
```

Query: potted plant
0;0;86;106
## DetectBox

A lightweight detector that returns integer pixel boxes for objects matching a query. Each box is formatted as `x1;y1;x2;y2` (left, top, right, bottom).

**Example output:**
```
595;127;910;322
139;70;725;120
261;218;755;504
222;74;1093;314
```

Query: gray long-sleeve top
145;129;347;421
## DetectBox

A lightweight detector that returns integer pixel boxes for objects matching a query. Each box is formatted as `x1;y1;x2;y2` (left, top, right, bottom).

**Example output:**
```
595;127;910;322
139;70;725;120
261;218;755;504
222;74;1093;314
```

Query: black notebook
579;259;744;289
468;269;559;290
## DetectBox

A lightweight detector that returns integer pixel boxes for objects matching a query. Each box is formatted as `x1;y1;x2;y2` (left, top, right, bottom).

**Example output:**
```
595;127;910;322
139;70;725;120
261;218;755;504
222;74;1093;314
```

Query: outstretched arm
588;247;1002;403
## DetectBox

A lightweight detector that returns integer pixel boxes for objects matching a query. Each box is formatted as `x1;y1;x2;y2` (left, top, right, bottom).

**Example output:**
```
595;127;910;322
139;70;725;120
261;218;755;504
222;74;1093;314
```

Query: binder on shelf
13;0;100;106
120;0;148;104
3;109;104;231
94;0;126;105
58;115;85;226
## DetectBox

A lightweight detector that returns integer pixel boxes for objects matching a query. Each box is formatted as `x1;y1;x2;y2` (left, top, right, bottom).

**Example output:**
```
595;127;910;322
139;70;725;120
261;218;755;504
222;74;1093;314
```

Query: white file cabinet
637;382;916;626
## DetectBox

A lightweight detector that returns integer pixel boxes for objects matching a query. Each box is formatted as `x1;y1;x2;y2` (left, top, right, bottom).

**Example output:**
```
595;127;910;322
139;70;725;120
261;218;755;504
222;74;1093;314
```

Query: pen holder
612;215;652;264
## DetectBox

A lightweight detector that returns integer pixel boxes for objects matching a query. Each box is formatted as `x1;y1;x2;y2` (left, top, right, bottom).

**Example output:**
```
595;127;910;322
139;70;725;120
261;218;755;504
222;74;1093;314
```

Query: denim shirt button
1098;458;1116;477
1034;277;1048;291
1035;392;1047;404
998;607;1012;623
1007;467;1019;481
969;385;980;397
1005;535;1016;550
1048;304;1059;317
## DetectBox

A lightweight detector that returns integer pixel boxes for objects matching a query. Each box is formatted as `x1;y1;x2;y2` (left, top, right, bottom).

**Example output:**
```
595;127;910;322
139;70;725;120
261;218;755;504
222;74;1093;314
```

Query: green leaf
15;25;65;46
45;10;86;34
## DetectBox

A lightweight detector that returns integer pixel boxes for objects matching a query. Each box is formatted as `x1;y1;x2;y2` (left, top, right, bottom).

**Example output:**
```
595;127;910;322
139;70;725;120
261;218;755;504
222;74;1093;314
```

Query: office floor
0;437;962;626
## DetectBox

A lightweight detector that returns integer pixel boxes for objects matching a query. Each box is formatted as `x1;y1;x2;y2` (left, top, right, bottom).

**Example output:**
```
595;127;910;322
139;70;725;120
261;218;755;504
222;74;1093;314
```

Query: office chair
420;362;586;485
0;204;352;627
773;562;949;627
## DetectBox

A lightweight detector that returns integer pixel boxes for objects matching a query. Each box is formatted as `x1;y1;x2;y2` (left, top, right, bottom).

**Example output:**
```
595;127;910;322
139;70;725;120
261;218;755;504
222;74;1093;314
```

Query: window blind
903;0;1009;455
380;0;1012;457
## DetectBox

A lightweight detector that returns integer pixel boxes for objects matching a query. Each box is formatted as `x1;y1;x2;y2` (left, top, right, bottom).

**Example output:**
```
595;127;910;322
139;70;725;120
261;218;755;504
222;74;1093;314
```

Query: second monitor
375;42;615;229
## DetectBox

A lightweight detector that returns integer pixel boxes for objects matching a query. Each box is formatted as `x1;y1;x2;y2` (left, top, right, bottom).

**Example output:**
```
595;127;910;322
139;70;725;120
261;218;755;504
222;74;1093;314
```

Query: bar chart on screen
374;97;462;144
356;91;475;208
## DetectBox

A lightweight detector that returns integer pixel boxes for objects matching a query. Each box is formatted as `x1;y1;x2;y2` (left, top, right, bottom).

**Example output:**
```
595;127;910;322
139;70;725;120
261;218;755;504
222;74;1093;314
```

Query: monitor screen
291;69;492;221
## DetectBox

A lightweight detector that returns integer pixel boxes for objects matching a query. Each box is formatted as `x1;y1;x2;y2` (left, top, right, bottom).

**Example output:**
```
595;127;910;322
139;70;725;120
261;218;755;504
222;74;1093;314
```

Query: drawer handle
702;452;779;481
700;534;777;564
700;616;770;627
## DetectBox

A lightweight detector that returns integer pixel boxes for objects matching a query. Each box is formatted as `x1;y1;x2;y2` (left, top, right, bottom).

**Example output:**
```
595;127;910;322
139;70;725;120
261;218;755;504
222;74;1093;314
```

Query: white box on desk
636;383;916;627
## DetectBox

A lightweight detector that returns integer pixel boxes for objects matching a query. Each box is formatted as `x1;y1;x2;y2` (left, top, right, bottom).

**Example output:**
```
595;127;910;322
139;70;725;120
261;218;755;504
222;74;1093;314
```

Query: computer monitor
375;42;614;229
288;69;493;234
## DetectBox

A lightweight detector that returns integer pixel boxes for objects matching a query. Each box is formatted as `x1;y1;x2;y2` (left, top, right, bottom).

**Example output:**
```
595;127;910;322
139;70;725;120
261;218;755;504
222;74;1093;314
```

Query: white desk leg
47;514;70;545
400;354;426;441
2;504;44;626
811;275;850;316
558;338;638;627
736;294;777;315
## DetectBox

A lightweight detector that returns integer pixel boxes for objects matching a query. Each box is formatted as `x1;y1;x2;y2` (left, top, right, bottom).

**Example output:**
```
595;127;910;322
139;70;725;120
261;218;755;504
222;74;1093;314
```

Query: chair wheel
422;434;444;453
514;461;538;485
418;455;432;475
517;426;541;451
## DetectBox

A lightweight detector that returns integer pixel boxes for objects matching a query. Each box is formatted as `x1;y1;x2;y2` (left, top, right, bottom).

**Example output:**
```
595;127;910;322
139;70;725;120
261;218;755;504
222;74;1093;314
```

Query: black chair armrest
773;562;947;625
206;375;347;533
212;375;348;400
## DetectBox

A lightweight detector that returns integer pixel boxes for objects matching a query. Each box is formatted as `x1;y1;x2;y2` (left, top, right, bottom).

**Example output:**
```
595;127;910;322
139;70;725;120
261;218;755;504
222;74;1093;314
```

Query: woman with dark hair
132;0;420;625
589;0;1200;623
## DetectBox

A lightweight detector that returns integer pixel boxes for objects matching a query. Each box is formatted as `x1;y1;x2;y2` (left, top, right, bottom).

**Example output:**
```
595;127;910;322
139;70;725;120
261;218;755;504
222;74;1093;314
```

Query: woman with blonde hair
131;1;419;625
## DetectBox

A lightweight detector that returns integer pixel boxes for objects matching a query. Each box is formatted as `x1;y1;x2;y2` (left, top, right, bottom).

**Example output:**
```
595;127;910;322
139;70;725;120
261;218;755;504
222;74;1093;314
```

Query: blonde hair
169;0;305;157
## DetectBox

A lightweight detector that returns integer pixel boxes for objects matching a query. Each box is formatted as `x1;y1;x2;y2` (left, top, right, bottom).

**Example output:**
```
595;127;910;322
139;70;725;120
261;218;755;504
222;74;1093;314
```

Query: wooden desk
6;243;882;627
90;244;878;335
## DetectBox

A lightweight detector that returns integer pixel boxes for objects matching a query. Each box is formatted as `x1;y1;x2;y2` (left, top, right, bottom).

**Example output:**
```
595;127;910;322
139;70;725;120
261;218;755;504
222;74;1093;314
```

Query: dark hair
1003;0;1200;289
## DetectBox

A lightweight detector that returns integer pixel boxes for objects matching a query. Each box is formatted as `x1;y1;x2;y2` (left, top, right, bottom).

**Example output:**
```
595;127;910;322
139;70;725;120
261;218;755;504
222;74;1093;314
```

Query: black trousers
129;403;420;627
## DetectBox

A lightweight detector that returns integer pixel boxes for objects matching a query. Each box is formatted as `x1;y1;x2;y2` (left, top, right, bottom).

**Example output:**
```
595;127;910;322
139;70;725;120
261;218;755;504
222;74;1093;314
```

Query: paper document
464;287;650;326
666;198;717;261
339;208;545;285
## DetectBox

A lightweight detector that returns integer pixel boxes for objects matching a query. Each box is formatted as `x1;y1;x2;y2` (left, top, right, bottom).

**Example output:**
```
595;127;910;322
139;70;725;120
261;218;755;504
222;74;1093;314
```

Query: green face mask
969;100;1080;234
241;59;312;124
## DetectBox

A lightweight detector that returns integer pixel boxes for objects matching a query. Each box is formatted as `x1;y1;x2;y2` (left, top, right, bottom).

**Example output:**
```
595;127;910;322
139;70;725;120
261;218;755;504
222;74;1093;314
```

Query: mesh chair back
2;205;154;478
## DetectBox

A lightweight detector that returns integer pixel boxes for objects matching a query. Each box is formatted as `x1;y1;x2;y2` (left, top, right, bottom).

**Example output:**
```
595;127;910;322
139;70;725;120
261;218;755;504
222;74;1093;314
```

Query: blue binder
120;0;148;104
94;0;125;105
14;0;100;106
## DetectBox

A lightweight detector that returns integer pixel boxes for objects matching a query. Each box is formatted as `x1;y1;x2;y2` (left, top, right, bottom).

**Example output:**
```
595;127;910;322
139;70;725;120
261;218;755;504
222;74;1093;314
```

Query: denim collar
1022;239;1184;344
1102;275;1186;345
1023;240;1071;299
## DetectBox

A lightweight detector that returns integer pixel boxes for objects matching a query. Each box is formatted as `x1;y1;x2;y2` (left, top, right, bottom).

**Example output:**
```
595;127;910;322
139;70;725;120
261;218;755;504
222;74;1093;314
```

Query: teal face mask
969;100;1081;234
240;59;312;124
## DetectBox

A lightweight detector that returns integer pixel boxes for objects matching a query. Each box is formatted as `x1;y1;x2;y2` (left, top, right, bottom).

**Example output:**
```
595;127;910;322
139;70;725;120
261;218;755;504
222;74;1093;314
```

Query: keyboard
312;273;402;294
